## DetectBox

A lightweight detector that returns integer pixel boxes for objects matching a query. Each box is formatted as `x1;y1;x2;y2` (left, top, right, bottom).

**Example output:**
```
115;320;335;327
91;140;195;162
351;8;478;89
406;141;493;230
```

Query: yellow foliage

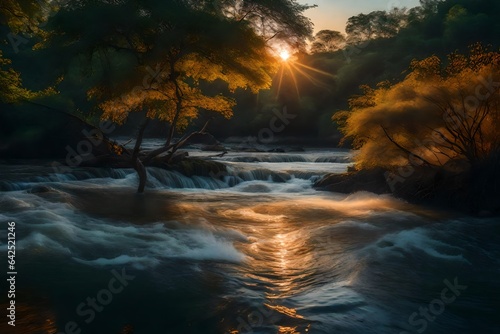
0;50;56;103
339;44;500;168
98;46;275;128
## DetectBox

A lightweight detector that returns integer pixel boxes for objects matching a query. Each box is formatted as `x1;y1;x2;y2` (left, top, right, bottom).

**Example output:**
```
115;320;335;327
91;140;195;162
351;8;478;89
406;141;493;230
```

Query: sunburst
274;50;334;97
279;50;290;61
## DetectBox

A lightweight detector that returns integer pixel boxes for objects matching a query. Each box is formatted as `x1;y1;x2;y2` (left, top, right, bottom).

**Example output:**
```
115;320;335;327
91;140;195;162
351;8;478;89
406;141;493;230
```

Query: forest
2;1;499;140
1;1;500;333
2;0;500;207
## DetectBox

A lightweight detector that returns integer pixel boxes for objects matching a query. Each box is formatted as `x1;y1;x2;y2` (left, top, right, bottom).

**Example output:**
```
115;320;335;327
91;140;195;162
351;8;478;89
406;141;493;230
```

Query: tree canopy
0;0;52;34
345;8;407;44
0;50;34;103
34;0;312;191
3;0;500;151
311;30;346;54
42;0;311;127
0;0;55;103
335;44;500;168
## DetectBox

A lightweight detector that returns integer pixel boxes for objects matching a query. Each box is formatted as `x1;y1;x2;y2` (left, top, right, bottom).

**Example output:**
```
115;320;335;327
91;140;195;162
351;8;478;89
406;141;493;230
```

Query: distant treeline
206;0;500;142
2;0;500;144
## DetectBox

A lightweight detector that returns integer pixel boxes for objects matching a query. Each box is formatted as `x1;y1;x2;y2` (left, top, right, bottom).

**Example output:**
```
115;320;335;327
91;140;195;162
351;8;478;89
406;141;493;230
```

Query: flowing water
0;148;499;334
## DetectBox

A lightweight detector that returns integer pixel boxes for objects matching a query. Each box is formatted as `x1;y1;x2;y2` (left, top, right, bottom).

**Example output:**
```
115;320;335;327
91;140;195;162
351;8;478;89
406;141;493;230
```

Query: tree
43;0;311;192
0;50;34;103
0;0;55;103
335;44;500;169
310;30;346;54
407;0;444;23
345;9;407;44
209;0;315;50
420;0;443;15
0;0;52;34
345;13;372;44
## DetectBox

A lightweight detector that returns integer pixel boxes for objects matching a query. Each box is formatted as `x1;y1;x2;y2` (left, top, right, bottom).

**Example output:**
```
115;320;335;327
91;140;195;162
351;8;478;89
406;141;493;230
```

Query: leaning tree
42;0;313;192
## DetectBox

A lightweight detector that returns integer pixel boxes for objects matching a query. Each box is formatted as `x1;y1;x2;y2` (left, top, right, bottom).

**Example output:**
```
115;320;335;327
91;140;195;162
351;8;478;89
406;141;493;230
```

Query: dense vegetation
3;0;500;141
1;0;500;205
337;45;500;168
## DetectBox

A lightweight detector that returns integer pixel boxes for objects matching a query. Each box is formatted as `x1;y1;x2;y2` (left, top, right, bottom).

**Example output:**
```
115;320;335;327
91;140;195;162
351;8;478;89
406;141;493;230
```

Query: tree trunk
133;118;150;193
134;158;147;194
142;76;182;164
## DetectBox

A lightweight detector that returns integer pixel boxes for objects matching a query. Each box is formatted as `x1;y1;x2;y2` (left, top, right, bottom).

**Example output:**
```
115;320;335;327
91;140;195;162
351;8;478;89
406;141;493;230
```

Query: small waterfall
236;169;291;183
0;151;350;192
145;167;301;190
0;181;30;191
314;156;352;163
227;155;308;163
0;165;329;192
146;168;228;190
225;154;352;163
0;168;133;191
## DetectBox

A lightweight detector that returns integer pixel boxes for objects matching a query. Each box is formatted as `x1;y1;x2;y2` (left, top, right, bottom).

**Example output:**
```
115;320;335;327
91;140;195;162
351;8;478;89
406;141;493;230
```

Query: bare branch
381;126;436;167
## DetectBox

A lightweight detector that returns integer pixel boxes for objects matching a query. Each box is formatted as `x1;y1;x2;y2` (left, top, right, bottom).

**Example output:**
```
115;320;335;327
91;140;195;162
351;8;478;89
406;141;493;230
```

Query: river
0;147;499;334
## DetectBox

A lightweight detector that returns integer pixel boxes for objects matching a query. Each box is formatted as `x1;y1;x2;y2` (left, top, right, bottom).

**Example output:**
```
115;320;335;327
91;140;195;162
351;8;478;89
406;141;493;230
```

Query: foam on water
0;191;246;268
367;227;468;262
2;150;498;333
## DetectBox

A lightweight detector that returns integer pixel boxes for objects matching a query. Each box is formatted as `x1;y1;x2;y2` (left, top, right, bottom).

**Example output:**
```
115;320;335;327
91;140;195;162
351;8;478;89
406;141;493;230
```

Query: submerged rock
271;172;292;183
315;160;500;216
267;148;286;153
314;167;391;194
168;158;227;178
184;132;219;145
240;184;272;193
27;185;54;194
287;147;305;152
201;144;227;152
236;147;265;152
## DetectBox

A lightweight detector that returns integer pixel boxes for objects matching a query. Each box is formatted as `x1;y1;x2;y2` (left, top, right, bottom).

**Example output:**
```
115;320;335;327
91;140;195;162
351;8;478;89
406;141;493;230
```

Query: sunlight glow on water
0;149;498;333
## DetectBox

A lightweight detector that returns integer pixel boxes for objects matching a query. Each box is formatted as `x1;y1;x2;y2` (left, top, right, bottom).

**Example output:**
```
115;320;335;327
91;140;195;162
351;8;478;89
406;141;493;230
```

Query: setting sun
280;50;290;61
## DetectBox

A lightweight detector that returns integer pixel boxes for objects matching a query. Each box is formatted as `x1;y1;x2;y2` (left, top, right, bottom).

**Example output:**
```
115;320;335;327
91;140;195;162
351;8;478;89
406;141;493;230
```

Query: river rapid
0;148;499;334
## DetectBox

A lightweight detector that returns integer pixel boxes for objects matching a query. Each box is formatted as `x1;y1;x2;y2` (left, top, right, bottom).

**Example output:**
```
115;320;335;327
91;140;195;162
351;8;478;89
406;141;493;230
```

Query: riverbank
1;147;499;334
314;162;500;216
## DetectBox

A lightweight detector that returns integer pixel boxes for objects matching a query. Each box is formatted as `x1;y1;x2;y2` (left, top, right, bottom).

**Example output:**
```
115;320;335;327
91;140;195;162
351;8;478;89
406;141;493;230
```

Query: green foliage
345;9;407;44
311;30;346;54
33;0;317;157
212;0;315;49
41;0;293;130
4;0;500;145
232;0;500;141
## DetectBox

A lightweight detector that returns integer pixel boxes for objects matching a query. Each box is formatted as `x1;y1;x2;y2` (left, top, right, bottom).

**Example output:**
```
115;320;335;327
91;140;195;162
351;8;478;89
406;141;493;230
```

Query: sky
298;0;421;33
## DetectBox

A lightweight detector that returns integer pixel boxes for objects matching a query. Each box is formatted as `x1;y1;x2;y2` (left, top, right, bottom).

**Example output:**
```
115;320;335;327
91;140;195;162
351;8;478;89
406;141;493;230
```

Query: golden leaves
0;50;56;103
110;142;123;156
409;55;442;81
176;52;274;93
98;43;275;128
339;44;500;168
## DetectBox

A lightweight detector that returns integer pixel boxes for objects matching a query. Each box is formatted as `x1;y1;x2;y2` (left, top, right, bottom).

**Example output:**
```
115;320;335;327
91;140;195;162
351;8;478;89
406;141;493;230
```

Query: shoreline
314;166;500;217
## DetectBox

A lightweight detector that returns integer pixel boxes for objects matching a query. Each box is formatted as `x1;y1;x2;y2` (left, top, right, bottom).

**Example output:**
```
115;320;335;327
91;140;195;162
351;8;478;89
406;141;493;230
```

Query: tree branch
381;126;436;167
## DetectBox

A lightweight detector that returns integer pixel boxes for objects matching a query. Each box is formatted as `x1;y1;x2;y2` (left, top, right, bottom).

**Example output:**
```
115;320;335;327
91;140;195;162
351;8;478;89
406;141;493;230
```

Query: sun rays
274;50;334;97
280;50;290;61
